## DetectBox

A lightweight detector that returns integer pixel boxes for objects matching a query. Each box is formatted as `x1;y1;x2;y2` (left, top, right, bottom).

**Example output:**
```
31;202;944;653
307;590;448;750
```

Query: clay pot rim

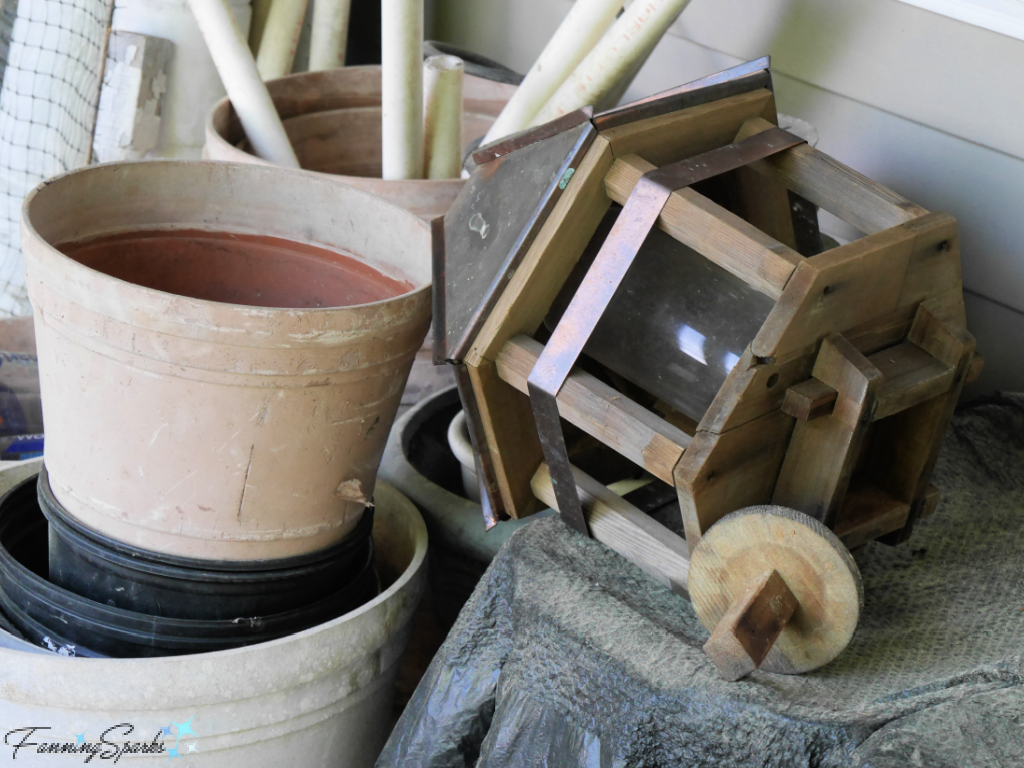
204;64;502;187
21;160;432;319
206;98;469;189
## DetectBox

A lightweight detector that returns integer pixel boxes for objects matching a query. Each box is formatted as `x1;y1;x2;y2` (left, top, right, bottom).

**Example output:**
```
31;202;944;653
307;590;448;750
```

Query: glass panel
547;210;776;424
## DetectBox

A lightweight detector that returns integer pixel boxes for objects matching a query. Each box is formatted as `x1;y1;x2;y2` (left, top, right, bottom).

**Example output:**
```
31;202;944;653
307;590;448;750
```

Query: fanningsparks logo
4;715;200;762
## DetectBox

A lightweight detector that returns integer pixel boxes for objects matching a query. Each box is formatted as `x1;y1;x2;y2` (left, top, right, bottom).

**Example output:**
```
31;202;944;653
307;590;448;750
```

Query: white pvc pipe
186;0;300;166
423;54;463;180
309;0;351;70
481;0;623;145
381;0;424;180
254;0;308;79
530;0;693;127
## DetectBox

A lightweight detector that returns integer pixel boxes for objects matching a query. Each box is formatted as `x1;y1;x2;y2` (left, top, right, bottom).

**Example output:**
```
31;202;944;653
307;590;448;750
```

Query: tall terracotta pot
21;161;432;561
204;65;516;218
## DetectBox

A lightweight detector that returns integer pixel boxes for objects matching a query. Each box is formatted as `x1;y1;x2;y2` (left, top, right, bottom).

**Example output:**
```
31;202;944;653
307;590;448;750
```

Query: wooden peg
782;378;837;422
703;569;798;681
773;334;882;528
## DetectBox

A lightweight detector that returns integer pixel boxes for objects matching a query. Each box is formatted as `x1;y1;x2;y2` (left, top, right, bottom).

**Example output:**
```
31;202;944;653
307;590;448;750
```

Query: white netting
0;0;111;317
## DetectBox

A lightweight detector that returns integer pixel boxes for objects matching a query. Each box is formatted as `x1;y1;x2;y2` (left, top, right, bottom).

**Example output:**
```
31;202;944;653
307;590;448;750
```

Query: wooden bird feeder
434;58;980;680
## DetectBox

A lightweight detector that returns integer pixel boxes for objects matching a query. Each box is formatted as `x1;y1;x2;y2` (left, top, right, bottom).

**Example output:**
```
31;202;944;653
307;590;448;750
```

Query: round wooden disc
689;505;863;674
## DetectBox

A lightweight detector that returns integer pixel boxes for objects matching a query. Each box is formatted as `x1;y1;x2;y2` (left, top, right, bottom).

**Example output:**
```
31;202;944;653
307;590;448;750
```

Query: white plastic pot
0;479;427;767
446;409;480;503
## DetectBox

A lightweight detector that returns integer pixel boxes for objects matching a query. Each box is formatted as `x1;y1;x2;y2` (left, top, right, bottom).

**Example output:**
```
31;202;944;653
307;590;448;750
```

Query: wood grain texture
784;340;957;425
919;483;941;519
689;505;862;675
870;341;955;422
703;286;966;435
466;360;543;519
773;334;883;528
782;378;837;422
735;164;799;251
676;409;795;553
753;221;920;363
832;481;911;549
461;138;615;518
703;569;798;681
496;336;691;485
531;463;690;597
604;154;800;300
735;117;927;234
870;299;976;543
601;89;775;167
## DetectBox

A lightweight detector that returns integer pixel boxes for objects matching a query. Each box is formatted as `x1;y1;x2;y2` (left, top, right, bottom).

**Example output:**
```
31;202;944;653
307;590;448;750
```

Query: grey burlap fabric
379;394;1024;767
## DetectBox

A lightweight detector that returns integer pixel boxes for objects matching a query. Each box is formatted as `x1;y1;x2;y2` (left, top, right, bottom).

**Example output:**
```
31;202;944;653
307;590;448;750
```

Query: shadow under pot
38;465;374;621
0;475;378;658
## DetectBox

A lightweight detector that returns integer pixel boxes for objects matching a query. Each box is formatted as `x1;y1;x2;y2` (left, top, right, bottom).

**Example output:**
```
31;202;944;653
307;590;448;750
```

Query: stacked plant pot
0;159;433;659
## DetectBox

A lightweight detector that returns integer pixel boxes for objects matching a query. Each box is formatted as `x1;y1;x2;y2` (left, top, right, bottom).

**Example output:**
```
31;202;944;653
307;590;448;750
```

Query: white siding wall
435;0;1024;396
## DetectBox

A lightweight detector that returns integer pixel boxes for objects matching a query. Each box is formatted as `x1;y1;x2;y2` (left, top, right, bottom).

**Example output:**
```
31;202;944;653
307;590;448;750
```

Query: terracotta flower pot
22;160;432;561
204;65;516;218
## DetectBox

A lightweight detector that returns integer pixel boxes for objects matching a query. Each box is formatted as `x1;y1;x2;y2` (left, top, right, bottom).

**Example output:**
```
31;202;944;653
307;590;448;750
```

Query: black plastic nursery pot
0;475;379;658
39;465;374;621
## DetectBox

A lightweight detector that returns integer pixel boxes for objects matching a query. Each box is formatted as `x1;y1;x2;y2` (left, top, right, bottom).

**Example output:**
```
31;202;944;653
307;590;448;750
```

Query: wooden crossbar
735;117;928;234
604;154;801;300
782;341;957;424
531;462;690;596
496;335;690;485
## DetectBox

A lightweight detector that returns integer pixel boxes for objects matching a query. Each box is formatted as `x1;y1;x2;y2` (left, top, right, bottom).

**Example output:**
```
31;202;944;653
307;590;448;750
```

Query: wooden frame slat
871;341;956;422
783;341;956;424
736;117;928;234
601;88;775;167
467;136;615;366
772;334;882;528
496;336;690;485
532;463;690;596
832;482;911;549
604;154;801;300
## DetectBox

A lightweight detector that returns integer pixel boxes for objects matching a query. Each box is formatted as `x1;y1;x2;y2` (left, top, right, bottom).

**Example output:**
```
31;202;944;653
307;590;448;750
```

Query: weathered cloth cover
379;395;1024;767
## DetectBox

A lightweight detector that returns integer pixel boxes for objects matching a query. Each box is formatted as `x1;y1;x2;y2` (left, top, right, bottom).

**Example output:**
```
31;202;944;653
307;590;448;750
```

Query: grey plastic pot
379;386;550;628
